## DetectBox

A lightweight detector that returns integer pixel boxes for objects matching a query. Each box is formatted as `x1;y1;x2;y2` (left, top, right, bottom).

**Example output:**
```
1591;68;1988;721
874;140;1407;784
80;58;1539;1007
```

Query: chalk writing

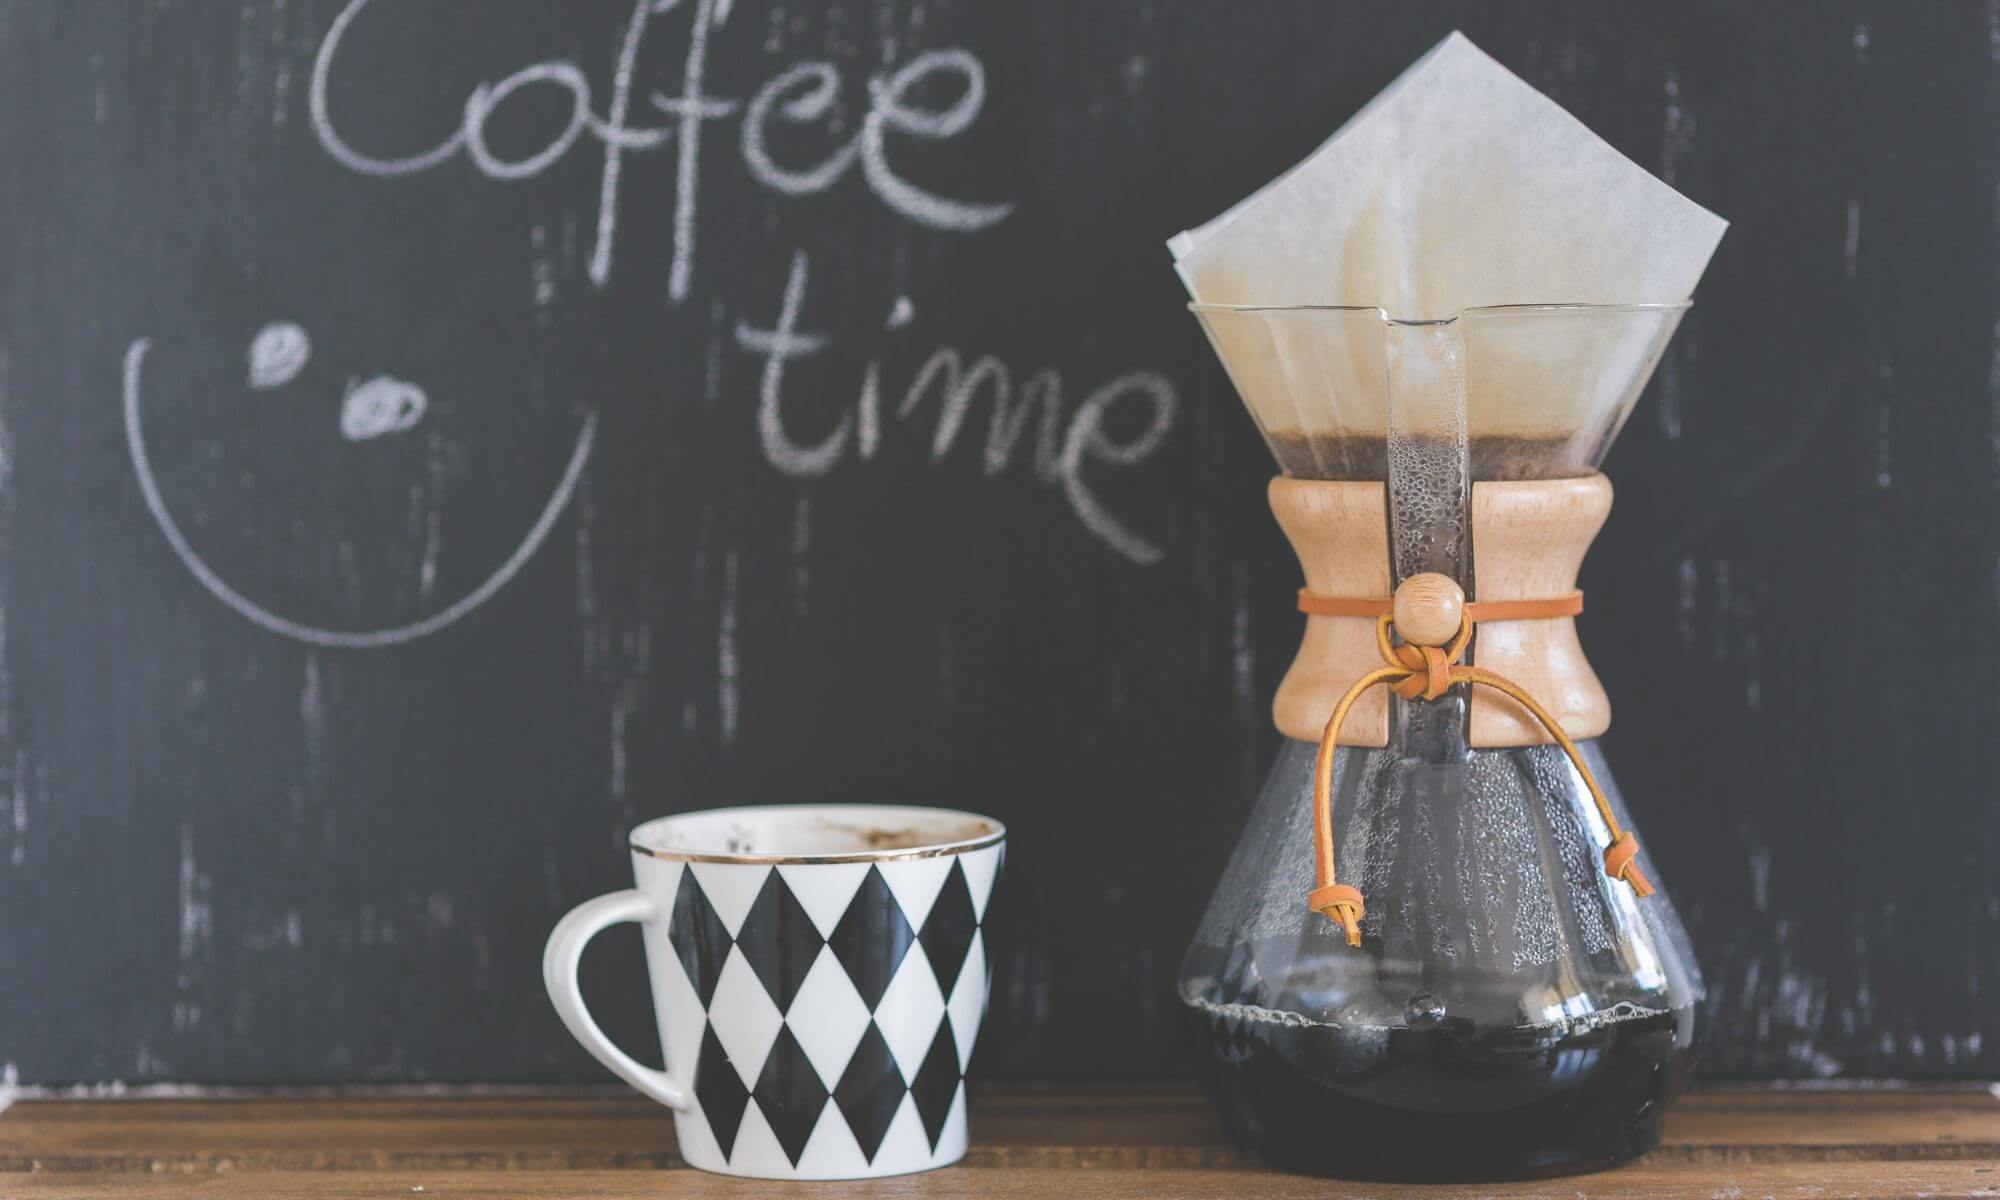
281;0;1175;593
310;0;1012;297
856;49;1014;231
592;0;676;286
653;0;735;301
735;253;1175;564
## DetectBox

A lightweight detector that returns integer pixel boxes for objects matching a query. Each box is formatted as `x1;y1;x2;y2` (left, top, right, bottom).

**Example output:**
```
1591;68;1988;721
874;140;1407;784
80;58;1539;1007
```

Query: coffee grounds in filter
1264;431;1593;482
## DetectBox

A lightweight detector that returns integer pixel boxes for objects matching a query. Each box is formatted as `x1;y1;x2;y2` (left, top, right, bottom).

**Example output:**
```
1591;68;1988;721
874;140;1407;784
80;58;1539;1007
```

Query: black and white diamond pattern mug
544;805;1004;1180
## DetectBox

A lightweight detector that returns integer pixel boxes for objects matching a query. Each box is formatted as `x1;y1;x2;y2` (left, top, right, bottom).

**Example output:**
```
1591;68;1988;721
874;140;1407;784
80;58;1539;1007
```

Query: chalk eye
248;321;312;389
341;376;428;442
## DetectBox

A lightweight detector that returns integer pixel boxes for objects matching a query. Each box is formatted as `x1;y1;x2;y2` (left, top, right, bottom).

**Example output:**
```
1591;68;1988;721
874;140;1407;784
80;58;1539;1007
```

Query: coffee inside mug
630;804;1004;862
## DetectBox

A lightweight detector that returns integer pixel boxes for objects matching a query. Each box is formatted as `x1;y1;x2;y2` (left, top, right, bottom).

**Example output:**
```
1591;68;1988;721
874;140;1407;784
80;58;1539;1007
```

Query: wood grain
1390;572;1465;648
5;1085;1999;1198
13;1162;2000;1200
1469;474;1614;746
1269;478;1393;745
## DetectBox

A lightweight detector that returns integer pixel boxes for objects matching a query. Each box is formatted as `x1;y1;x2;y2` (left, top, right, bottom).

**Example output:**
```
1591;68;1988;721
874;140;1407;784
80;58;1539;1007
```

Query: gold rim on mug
628;803;1006;865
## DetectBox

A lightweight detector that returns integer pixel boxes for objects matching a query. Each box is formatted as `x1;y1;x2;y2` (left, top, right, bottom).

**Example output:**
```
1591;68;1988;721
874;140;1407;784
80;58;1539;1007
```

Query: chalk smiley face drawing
123;324;597;649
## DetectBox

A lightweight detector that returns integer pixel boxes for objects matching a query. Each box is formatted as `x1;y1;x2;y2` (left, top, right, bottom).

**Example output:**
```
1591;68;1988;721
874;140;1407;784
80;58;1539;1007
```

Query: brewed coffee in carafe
1178;305;1704;1180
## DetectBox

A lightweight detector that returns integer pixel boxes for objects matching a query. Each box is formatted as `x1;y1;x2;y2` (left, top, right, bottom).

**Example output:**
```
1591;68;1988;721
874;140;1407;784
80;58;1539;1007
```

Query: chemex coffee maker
1176;302;1705;1180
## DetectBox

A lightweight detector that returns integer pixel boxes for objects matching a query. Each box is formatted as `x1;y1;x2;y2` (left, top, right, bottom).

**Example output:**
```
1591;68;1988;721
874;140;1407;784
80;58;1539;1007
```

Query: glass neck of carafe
1383;321;1471;759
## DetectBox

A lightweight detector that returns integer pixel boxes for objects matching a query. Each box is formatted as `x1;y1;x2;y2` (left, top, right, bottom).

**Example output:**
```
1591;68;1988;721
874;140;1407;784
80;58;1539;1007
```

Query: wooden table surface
4;1085;1999;1198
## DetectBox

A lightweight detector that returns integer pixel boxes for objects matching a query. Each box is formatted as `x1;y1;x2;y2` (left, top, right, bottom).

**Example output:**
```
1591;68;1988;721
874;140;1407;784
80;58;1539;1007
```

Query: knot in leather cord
1390;642;1460;702
1308;608;1654;947
1602;831;1650;894
1307;883;1364;948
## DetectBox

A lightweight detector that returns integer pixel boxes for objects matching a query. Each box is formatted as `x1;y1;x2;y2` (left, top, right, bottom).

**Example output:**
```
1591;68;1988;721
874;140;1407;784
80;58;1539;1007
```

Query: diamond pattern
708;949;784;1088
778;862;872;939
750;1026;830;1166
1213;1014;1252;1064
918;861;979;996
659;848;997;1175
735;871;825;1014
786;946;872;1085
694;1026;751;1159
689;862;768;938
794;1101;868;1176
945;930;986;1071
1217;936;1258;1004
828;866;915;1010
960;845;1002;922
832;1023;906;1162
908;1017;961;1150
652;916;709;1084
668;869;734;1007
873;1092;931;1169
877;856;955;930
940;1080;969;1150
875;944;947;1081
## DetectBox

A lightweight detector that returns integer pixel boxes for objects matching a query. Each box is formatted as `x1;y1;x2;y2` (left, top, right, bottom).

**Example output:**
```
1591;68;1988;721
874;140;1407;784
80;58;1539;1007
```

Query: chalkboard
3;0;1995;1086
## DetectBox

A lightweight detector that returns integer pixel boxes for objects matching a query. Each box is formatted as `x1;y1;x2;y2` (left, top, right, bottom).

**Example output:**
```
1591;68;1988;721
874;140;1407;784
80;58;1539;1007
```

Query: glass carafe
1180;304;1704;1181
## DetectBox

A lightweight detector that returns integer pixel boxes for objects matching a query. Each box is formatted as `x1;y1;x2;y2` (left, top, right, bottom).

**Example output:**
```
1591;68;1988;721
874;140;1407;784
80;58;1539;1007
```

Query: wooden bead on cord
1391;573;1465;647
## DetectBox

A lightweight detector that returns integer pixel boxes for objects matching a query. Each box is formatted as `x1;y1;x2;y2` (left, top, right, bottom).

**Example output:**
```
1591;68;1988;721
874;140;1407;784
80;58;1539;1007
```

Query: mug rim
629;803;1006;865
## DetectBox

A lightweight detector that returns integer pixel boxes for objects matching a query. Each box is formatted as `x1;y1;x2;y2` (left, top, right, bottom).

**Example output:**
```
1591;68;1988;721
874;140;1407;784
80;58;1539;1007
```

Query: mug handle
543;889;690;1110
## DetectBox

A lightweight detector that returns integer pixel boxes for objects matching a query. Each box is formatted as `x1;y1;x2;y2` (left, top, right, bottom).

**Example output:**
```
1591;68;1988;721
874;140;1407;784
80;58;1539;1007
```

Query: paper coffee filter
1193;303;1686;478
1174;33;1724;476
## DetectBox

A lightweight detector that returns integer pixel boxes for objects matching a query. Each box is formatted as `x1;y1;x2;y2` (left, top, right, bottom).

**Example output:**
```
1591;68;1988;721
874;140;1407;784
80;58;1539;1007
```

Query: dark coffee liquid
1265;431;1590;482
1187;1003;1693;1181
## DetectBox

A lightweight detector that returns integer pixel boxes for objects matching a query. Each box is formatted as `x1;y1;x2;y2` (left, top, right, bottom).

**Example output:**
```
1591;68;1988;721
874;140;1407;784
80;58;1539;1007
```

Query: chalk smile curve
123;337;596;649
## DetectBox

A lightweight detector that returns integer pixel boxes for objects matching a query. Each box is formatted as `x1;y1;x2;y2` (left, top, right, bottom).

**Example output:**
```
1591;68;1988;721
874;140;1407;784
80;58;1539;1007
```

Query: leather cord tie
1298;589;1585;623
1302;580;1652;948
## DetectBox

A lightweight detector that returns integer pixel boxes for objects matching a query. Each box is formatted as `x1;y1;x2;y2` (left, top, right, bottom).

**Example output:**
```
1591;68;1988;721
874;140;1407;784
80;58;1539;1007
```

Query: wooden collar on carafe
1267;473;1652;949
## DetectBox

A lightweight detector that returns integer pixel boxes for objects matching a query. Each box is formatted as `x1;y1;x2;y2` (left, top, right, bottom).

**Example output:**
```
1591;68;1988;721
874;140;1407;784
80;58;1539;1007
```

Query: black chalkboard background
3;0;1994;1085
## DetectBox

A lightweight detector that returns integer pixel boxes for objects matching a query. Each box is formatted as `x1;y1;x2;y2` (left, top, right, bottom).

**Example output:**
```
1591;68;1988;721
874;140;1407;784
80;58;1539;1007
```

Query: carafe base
1185;1000;1695;1181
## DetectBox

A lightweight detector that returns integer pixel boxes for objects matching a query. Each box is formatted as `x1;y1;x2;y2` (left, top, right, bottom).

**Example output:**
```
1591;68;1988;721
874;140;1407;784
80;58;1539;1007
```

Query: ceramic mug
544;804;1005;1180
